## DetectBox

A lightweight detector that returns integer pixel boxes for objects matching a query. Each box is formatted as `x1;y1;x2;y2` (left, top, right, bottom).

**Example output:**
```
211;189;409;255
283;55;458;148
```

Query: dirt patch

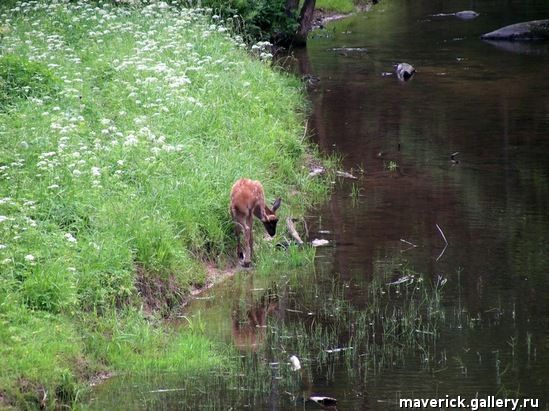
135;266;187;317
135;261;240;315
190;262;238;298
88;371;115;388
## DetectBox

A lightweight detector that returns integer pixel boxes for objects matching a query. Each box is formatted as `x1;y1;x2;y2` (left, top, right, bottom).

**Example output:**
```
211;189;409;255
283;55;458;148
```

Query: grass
0;1;330;408
316;0;357;14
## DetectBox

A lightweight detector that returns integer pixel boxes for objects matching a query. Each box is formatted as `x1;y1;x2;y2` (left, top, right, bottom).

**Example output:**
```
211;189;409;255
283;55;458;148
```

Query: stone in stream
481;19;549;41
454;10;479;20
396;63;416;81
430;11;479;19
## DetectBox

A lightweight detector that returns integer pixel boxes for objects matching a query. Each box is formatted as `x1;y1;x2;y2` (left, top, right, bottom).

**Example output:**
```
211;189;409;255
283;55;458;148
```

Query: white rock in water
312;239;330;247
455;10;479;19
396;63;416;81
289;355;301;371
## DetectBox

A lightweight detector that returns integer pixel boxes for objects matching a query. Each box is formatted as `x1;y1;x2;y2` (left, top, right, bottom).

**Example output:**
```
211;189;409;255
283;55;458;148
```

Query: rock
308;166;325;177
289;355;301;371
312;239;329;247
454;10;479;20
480;19;549;41
396;63;415;81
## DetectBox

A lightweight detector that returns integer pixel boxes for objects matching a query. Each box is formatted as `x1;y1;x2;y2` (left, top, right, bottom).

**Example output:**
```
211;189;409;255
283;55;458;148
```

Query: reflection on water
298;0;549;407
90;0;549;409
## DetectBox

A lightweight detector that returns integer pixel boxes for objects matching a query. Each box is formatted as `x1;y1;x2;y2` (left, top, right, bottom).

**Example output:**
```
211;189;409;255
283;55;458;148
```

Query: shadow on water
89;0;549;409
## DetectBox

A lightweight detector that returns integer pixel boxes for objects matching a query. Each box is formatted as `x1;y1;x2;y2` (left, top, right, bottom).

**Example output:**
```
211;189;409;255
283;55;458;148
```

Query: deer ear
272;198;281;212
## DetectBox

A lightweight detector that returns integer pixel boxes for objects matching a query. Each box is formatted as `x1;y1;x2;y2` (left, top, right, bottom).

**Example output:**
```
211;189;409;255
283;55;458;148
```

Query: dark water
90;1;549;409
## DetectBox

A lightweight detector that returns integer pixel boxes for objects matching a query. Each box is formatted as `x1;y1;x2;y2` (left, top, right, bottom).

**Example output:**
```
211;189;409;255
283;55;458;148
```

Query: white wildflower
91;166;101;177
24;254;35;262
64;233;77;243
124;134;138;146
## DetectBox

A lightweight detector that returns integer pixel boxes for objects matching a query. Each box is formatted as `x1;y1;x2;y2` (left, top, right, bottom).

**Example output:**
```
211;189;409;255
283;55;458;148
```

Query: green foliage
0;54;58;110
21;261;77;313
200;0;300;41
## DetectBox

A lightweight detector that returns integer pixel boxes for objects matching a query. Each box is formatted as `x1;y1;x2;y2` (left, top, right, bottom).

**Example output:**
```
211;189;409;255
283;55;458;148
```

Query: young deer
230;178;281;267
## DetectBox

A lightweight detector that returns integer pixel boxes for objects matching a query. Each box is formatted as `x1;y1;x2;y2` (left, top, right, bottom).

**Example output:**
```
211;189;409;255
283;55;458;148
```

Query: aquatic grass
78;308;228;374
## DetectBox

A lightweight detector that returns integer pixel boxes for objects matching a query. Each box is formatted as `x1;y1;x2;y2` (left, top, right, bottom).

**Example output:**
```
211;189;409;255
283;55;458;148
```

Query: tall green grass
0;1;329;407
316;0;357;13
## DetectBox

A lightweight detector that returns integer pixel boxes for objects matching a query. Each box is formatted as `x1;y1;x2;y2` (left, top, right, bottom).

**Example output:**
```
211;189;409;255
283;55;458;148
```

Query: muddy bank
312;2;373;30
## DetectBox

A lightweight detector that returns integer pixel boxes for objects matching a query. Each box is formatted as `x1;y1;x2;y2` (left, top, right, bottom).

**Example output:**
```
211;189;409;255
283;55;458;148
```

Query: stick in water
435;224;448;261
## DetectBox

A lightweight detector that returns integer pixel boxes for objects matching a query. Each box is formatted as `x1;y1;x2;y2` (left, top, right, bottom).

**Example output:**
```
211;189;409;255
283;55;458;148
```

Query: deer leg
242;214;253;267
234;221;244;261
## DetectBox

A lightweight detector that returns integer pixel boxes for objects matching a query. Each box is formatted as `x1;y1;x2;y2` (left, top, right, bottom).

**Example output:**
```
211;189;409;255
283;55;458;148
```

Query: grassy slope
0;1;328;408
316;0;356;13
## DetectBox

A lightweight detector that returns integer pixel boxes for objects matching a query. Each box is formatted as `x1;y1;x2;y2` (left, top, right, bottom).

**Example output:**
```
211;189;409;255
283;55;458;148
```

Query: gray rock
481;19;549;41
396;63;415;81
454;10;479;20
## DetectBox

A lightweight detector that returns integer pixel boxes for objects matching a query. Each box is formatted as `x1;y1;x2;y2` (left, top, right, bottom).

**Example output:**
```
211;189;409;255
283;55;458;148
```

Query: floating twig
325;346;353;353
400;238;418;253
387;275;414;286
335;170;358;179
435;223;448;261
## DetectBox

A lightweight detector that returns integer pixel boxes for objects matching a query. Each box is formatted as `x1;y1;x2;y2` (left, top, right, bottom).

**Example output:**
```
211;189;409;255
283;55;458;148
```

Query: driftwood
335;170;358;179
308;167;358;180
286;217;304;245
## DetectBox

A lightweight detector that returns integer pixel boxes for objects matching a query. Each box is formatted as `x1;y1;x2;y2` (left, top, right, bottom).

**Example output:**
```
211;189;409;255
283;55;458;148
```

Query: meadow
0;1;329;407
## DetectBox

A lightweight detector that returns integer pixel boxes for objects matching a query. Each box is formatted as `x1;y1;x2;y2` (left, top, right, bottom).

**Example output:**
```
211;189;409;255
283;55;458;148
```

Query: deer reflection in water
231;286;279;351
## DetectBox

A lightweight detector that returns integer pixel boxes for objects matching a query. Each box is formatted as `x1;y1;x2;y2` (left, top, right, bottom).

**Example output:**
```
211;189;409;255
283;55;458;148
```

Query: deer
230;178;281;267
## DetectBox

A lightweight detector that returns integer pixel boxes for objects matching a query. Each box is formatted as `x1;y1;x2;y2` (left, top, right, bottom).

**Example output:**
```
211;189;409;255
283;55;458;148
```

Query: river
89;0;549;409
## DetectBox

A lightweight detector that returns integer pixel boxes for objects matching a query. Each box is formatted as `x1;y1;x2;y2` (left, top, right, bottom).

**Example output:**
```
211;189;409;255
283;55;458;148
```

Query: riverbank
0;1;329;408
313;0;374;28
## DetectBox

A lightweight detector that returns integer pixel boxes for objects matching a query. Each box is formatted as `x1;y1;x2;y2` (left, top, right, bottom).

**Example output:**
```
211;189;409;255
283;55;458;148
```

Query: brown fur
230;178;281;267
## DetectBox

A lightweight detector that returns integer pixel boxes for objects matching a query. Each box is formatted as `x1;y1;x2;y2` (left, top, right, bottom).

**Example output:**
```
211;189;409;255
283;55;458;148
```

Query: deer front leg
234;220;244;261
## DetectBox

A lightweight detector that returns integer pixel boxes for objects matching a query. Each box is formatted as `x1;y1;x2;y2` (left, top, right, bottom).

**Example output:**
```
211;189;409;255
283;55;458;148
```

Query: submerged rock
396;63;415;81
454;10;479;19
481;19;549;41
430;11;479;19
